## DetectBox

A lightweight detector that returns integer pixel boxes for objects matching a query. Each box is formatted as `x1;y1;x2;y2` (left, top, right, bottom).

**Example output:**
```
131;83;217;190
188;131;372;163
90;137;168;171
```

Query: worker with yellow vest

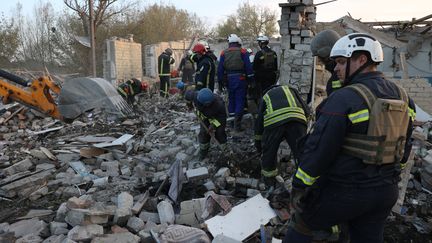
254;85;309;187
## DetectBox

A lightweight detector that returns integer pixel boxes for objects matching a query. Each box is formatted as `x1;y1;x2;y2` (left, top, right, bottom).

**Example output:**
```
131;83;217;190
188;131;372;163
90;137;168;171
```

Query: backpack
184;58;194;70
262;50;276;70
223;47;244;71
342;83;410;165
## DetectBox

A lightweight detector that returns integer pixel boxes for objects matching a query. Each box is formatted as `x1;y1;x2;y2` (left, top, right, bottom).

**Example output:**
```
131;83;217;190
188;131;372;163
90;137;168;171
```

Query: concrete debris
0;91;431;242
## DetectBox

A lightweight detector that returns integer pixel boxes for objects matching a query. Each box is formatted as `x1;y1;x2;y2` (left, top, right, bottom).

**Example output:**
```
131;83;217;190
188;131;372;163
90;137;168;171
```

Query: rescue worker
178;50;195;84
199;40;218;63
158;48;175;97
284;33;416;243
190;43;216;91
254;85;309;187
185;88;227;160
176;80;195;97
217;34;254;131
307;29;342;103
253;35;278;97
117;78;146;104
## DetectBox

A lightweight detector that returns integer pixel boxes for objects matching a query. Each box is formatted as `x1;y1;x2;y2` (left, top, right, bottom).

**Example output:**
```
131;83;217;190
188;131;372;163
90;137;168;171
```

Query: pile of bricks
278;0;316;97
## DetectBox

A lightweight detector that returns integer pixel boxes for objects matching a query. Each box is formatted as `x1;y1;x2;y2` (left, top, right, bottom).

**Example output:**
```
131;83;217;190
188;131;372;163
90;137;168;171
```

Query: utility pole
89;0;96;77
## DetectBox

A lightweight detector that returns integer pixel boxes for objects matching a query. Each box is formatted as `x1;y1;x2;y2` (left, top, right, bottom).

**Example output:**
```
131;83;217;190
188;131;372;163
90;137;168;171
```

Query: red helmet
141;81;149;91
192;43;206;55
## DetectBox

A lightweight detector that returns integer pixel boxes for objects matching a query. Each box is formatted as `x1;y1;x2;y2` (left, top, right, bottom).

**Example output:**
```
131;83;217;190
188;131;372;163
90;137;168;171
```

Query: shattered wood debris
0;93;432;242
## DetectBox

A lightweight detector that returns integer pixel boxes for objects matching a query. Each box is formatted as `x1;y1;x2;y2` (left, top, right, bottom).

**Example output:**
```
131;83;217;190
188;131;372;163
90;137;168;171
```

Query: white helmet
330;33;383;62
198;40;210;50
257;35;269;42
228;34;242;45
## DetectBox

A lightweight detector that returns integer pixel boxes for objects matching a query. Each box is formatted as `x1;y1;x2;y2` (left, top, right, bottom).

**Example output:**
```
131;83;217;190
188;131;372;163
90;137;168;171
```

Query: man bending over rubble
117;78;147;104
185;88;228;160
254;84;309;188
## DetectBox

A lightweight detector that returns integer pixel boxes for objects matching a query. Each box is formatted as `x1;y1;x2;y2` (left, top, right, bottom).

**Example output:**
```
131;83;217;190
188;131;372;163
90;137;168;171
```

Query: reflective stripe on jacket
255;85;309;140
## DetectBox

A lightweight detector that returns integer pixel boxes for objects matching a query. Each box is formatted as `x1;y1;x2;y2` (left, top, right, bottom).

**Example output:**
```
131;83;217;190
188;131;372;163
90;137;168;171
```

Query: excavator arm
0;69;132;122
0;69;63;120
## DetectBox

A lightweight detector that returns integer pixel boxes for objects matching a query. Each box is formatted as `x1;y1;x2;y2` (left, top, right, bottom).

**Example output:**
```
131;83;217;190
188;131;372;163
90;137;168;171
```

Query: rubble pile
0;94;431;242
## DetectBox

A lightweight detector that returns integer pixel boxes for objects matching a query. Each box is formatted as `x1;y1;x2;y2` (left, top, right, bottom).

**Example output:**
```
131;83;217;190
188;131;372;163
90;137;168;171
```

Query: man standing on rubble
185;88;227;160
253;35;278;97
178;50;195;85
254;85;309;187
307;29;342;104
217;34;255;131
284;33;416;243
158;48;175;97
190;43;216;91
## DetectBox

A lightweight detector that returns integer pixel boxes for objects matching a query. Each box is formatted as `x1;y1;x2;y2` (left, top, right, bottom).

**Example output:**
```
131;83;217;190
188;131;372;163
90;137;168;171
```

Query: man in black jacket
190;43;216;91
284;33;416;243
158;48;175;97
178;50;195;85
254;85;309;187
185;88;227;160
253;35;278;97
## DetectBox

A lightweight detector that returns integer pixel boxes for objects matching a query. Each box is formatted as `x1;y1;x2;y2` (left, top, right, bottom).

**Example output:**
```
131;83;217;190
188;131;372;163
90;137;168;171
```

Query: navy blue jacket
294;71;416;189
195;54;216;91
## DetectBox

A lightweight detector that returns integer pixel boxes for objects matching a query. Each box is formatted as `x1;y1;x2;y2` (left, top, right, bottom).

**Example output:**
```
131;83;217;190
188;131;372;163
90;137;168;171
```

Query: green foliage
215;2;278;39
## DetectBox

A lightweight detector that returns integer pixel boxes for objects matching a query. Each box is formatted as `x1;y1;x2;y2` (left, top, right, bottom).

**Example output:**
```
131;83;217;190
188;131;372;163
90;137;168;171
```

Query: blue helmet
184;90;196;101
176;81;185;90
197;88;214;105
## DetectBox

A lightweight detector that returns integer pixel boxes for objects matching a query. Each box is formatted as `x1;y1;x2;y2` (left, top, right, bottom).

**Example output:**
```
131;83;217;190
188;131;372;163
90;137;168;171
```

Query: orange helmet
192;43;206;55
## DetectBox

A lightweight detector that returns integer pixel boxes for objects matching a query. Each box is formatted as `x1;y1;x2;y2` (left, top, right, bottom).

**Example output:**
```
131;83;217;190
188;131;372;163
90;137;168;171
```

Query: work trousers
159;76;170;97
283;183;398;243
198;119;227;148
255;71;277;97
227;73;247;117
261;122;306;174
182;69;194;84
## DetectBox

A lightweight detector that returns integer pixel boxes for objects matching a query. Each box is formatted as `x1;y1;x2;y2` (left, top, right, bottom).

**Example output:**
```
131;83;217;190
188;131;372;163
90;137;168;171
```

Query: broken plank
30;126;64;135
93;134;134;148
40;147;57;160
392;150;415;214
131;191;150;215
1;106;24;124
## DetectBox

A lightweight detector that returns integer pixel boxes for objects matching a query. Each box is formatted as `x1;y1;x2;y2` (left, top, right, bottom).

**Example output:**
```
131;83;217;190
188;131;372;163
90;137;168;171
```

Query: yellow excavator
0;69;132;122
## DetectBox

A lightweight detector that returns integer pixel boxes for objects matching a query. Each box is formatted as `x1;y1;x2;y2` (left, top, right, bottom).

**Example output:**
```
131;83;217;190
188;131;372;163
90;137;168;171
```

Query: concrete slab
205;194;276;241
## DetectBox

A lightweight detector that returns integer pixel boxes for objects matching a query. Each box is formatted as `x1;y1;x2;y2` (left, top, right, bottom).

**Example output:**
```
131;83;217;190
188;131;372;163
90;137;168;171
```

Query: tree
215;15;240;39
215;2;277;39
63;0;137;75
0;13;19;66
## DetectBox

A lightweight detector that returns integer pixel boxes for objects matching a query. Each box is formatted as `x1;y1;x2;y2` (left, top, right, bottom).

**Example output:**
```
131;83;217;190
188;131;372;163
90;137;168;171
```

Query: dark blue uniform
187;91;227;156
286;71;416;243
195;54;216;91
158;52;175;97
217;43;254;119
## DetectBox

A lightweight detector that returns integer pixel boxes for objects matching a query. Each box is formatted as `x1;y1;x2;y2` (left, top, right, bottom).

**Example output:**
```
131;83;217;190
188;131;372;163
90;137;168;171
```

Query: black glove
290;186;307;213
254;140;262;154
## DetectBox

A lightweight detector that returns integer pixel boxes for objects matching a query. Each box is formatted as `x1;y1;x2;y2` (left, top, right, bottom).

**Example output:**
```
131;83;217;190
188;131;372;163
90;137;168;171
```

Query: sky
0;0;431;27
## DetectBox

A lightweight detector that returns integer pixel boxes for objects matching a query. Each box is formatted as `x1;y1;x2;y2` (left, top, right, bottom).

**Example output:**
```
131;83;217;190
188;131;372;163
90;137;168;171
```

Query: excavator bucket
58;77;132;120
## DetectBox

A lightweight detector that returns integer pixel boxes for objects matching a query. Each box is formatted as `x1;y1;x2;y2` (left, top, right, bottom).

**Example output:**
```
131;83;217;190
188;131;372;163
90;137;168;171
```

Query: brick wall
390;78;432;114
103;37;142;85
279;0;316;98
